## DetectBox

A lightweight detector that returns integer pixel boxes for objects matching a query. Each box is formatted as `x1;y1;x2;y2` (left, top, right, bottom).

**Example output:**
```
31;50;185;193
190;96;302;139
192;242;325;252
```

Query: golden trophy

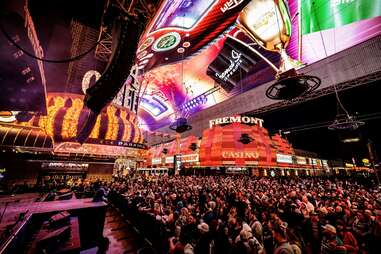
229;0;320;100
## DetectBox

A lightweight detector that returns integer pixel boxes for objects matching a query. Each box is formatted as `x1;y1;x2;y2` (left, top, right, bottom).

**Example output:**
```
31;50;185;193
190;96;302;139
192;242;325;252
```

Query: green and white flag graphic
301;0;381;34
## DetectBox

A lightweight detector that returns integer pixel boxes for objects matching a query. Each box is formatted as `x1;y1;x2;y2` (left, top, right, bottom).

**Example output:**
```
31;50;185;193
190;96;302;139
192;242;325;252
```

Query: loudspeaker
49;211;70;228
37;225;71;251
77;11;148;143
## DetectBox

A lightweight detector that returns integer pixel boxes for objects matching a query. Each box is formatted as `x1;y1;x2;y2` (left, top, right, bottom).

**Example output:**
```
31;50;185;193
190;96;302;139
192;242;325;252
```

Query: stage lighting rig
238;133;253;144
169;118;192;134
189;142;198;151
328;113;364;131
266;69;321;100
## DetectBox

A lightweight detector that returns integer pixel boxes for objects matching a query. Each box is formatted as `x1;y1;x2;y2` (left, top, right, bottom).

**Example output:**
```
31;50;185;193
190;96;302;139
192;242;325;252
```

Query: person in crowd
335;220;358;254
303;211;322;254
248;212;263;245
81;175;380;254
272;221;297;254
320;224;346;254
194;222;211;254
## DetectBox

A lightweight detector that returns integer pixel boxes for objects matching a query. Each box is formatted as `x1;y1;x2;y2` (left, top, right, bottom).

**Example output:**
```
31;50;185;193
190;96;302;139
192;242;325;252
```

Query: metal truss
94;28;112;62
249;70;381;115
94;0;157;62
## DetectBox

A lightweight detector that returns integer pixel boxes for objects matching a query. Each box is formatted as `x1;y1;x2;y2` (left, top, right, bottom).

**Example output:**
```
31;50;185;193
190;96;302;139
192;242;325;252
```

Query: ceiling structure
1;0;381;160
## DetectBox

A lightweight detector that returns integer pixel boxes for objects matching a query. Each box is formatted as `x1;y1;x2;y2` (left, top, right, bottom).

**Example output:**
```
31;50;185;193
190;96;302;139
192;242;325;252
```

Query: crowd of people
101;175;381;254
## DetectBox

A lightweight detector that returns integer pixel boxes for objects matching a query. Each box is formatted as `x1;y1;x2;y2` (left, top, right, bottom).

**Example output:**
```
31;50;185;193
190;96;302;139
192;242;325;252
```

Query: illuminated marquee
276;154;293;163
165;156;174;164
42;162;89;170
295;156;307;165
179;154;199;163
152;158;162;165
209;116;264;128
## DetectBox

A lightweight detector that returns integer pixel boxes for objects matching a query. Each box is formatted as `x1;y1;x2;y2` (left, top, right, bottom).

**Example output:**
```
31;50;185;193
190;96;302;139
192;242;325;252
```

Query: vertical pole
367;139;380;185
175;134;181;175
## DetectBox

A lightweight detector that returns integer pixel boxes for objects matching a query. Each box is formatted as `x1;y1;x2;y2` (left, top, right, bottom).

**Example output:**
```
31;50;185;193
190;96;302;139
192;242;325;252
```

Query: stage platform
0;194;107;254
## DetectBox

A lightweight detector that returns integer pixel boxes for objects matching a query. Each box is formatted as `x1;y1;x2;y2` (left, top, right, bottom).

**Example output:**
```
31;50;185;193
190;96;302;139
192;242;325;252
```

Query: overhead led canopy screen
135;0;381;130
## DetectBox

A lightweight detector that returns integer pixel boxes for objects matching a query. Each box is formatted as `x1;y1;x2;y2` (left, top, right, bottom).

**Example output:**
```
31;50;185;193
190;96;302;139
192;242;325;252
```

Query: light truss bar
249;70;381;115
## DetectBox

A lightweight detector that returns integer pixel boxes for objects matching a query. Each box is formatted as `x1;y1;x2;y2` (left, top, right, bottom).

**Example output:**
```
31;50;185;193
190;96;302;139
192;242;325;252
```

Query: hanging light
265;70;321;100
328;83;364;130
328;113;364;131
169;117;192;133
15;111;33;122
189;142;198;151
238;133;254;144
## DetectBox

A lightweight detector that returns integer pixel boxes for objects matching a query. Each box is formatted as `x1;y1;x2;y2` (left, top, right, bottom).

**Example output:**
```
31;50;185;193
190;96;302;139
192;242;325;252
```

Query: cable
279;111;381;134
0;22;101;63
308;1;351;118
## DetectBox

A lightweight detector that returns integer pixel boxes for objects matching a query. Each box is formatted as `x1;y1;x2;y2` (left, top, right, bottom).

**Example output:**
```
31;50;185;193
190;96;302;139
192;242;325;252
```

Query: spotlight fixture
189;142;198;151
238;133;253;144
181;95;207;112
169;118;192;133
15;111;33;122
328;114;364;131
329;82;364;131
266;69;321;100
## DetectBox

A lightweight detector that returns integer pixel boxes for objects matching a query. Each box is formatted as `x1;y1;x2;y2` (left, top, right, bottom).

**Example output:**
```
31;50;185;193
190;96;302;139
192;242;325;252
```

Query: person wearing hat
231;229;264;254
194;222;211;254
336;220;358;254
320;224;346;254
230;230;253;254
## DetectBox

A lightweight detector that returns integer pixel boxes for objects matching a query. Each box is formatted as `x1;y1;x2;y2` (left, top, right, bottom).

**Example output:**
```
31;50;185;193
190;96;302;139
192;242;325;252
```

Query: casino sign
222;151;259;159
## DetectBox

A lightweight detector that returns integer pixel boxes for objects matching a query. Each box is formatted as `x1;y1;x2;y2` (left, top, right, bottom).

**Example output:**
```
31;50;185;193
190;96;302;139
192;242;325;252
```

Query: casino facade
147;115;334;176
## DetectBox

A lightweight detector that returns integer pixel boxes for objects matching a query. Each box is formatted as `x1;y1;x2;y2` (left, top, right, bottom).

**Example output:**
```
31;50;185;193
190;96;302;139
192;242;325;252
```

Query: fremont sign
209;116;264;128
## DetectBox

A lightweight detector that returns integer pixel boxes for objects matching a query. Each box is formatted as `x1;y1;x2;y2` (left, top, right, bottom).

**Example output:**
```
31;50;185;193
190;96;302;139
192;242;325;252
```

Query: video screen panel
151;0;215;31
136;0;381;130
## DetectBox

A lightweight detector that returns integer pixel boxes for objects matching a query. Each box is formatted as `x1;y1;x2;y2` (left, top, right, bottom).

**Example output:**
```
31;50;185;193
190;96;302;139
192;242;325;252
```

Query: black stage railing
108;191;168;254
